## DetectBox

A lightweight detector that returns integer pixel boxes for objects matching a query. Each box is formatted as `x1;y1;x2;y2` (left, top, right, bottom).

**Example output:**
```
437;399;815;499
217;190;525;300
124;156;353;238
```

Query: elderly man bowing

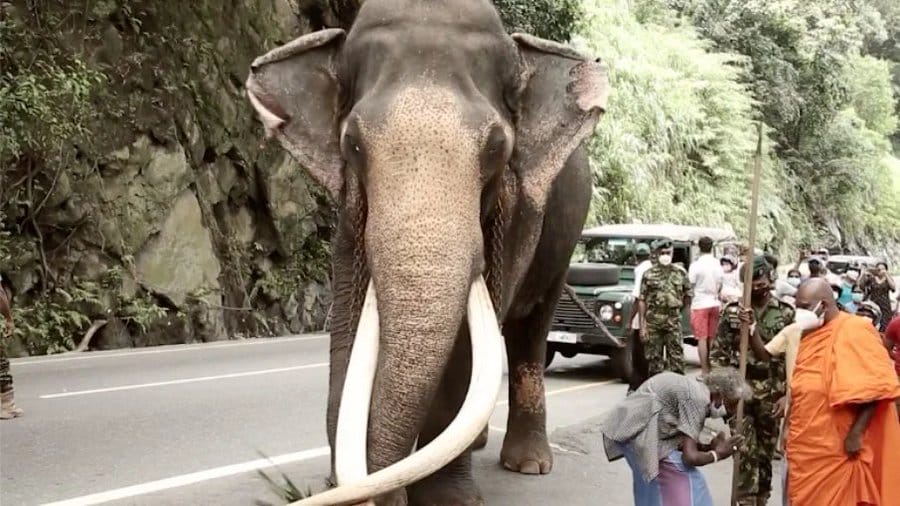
785;278;900;506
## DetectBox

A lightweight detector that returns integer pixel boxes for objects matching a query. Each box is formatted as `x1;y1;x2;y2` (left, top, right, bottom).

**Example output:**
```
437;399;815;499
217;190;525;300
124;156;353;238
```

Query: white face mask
658;254;673;266
794;302;825;331
709;402;727;419
787;277;801;287
852;293;863;303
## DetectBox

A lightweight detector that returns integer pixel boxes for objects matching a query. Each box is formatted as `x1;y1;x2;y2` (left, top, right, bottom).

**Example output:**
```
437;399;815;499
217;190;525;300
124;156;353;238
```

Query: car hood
570;283;634;301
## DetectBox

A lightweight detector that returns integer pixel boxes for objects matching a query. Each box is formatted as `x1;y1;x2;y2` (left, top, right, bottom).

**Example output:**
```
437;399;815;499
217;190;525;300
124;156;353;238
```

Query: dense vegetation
575;0;900;259
1;0;896;354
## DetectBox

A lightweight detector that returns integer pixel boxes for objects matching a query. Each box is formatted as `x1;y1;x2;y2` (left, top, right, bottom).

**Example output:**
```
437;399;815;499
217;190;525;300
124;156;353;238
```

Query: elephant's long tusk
335;279;380;485
290;275;505;506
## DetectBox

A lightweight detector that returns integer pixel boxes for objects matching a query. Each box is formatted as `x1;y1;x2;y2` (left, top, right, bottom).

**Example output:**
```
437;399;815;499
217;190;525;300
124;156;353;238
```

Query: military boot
0;389;23;419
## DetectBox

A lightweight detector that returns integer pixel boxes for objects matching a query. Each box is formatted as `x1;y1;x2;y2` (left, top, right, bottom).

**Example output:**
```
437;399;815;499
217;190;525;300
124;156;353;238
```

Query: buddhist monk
786;278;900;506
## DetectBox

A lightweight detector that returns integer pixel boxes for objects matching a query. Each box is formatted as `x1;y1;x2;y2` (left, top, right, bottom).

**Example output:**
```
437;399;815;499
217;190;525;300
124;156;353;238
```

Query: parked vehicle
546;223;738;381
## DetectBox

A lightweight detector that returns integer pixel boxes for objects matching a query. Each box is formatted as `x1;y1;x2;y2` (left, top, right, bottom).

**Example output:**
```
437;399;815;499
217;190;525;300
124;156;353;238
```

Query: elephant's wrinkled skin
245;0;608;504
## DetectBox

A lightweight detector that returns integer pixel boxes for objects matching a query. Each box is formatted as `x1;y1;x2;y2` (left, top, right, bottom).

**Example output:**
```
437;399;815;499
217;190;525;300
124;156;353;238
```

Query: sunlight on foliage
580;0;900;259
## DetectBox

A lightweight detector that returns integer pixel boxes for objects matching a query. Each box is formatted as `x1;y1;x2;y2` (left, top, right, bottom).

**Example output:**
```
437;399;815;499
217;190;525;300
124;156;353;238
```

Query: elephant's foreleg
406;327;483;506
500;278;564;475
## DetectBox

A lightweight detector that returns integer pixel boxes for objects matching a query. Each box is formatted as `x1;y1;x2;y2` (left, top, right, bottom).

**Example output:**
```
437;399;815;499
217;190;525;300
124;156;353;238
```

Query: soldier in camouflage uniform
0;274;22;419
711;255;793;506
638;239;692;376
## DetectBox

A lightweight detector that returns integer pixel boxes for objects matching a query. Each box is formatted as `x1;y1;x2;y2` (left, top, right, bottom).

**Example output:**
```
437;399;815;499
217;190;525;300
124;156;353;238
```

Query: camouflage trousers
0;339;11;394
644;315;684;376
730;396;780;505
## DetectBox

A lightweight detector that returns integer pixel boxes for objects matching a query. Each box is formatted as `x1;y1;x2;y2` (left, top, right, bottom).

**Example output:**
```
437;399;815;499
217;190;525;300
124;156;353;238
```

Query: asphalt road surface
1;336;782;505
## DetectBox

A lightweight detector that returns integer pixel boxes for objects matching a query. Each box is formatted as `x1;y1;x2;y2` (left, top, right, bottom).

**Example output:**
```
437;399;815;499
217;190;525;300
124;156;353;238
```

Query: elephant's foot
407;475;483;506
500;426;553;475
470;425;488;451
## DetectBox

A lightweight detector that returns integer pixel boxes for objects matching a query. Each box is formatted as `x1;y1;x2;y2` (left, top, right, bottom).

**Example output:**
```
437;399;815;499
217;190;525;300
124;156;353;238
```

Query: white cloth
688;254;723;310
631;260;653;329
720;270;742;302
774;278;798;299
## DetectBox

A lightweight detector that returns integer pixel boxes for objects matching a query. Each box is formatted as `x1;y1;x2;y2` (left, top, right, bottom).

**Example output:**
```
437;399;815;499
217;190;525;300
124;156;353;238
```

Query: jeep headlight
599;304;614;321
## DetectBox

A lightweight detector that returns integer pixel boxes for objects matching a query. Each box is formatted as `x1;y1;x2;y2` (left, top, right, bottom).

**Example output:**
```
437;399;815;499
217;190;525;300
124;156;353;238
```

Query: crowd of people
606;239;900;506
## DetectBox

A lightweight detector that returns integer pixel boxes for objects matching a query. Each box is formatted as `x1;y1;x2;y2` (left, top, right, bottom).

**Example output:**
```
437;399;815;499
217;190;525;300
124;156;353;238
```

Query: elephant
245;0;609;504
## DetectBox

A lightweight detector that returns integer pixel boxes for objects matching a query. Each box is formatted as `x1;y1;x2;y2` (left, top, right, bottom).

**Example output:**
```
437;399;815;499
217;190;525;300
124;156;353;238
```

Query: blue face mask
852;293;864;303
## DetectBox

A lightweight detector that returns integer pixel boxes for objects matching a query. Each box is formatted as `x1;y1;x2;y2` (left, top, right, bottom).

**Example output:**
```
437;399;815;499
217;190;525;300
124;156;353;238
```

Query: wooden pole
730;122;764;506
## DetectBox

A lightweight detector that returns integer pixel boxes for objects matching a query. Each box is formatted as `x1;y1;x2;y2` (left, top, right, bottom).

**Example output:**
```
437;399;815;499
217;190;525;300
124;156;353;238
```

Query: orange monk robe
787;312;900;506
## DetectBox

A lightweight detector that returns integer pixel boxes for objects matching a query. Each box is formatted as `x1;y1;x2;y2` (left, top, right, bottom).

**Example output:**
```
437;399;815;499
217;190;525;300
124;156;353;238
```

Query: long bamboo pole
730;122;764;506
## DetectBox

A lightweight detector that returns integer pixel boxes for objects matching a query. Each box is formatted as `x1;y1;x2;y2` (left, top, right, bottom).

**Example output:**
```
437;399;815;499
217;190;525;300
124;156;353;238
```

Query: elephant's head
246;0;607;502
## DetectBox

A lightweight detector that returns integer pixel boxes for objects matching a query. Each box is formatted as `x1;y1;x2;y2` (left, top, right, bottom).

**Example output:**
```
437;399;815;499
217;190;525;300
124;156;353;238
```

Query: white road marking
40;447;331;506
40;363;329;399
493;380;614;406
15;335;328;366
40;378;617;505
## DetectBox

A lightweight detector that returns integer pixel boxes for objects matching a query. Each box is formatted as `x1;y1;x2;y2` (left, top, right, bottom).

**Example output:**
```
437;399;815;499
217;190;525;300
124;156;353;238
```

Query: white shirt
688;254;723;310
631;260;653;329
720;270;742;302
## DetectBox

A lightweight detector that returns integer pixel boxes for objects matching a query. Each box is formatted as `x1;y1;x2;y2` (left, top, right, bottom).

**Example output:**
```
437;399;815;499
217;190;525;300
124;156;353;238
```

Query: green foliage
11;285;98;355
585;0;900;256
574;0;802;250
493;0;583;41
251;235;331;303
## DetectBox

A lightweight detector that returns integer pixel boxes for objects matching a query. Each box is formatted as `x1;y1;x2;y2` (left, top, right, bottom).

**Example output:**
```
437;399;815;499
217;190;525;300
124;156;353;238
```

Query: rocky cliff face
1;0;334;355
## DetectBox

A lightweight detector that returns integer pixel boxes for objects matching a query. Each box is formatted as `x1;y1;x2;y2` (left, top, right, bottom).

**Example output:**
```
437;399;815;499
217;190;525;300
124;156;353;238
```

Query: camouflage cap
651;238;673;251
741;254;772;282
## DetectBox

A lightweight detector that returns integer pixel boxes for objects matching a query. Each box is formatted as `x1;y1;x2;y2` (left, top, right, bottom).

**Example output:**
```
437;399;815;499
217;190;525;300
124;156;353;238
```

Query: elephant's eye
340;130;366;169
480;123;512;173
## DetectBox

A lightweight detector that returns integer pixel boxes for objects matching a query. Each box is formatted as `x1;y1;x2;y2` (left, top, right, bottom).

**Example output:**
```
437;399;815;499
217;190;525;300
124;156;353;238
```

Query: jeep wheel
608;339;634;383
545;345;556;369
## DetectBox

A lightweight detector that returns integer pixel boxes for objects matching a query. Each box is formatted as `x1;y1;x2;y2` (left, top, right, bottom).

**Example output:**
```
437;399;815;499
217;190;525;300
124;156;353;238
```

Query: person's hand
772;396;787;418
639;326;648;342
3;319;12;338
844;430;863;458
711;432;728;447
737;307;755;326
714;434;745;459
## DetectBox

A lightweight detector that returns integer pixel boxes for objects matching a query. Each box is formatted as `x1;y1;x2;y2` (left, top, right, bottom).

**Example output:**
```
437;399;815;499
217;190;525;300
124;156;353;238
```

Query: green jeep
546;223;738;381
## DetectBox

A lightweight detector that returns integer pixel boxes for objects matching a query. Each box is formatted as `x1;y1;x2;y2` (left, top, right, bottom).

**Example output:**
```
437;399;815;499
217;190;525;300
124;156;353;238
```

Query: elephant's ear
509;33;609;211
246;28;346;201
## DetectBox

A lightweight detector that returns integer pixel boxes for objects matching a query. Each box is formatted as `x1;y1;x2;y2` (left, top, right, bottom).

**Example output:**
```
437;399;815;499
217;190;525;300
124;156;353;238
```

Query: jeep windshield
571;237;652;266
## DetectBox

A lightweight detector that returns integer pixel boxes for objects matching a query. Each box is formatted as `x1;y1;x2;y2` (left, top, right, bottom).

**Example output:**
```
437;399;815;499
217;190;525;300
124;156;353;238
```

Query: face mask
751;285;770;300
787;277;801;287
709;402;727;419
794;302;825;330
852;293;863;303
658;254;672;266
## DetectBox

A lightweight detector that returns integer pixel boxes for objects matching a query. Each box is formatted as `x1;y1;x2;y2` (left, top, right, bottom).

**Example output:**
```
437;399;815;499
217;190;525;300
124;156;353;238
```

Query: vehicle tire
545;345;556;370
609;339;634;383
566;263;621;286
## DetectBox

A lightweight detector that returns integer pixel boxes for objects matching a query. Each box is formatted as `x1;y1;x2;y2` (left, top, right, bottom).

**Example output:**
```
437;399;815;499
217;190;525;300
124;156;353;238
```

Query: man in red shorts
688;236;723;376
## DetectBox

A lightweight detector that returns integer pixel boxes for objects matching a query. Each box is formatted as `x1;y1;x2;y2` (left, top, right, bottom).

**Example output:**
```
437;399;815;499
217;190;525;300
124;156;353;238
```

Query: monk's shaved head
795;277;840;321
796;278;833;301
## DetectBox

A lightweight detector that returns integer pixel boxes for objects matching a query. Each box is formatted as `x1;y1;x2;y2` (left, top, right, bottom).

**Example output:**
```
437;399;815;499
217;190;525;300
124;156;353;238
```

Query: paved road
1;337;782;505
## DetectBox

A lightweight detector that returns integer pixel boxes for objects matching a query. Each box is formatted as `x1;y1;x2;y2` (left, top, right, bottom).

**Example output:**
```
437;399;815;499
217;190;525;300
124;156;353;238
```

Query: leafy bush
493;0;583;41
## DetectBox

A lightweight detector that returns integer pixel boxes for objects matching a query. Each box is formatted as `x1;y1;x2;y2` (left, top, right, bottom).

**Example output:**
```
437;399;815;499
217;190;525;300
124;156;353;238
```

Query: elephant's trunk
295;276;503;506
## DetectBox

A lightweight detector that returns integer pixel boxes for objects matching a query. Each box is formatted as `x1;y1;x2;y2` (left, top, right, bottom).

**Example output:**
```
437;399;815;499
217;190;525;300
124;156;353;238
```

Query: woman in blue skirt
600;368;748;506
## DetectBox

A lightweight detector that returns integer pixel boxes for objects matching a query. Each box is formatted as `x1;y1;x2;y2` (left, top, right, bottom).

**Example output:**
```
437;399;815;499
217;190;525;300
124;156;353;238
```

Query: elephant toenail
519;460;541;474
